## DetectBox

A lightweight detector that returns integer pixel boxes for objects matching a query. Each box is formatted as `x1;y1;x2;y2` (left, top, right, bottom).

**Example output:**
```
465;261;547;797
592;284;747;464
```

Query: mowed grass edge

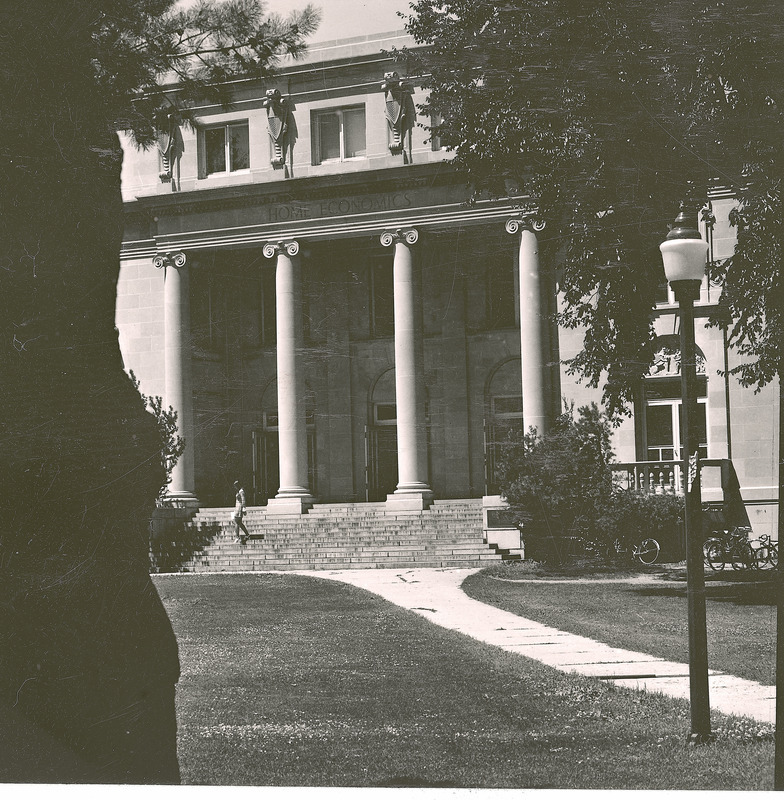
154;572;772;789
462;565;776;686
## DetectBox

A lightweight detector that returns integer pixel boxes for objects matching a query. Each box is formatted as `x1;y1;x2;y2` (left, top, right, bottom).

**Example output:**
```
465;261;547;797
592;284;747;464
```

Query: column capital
153;250;187;270
380;227;419;248
505;215;546;235
263;240;300;259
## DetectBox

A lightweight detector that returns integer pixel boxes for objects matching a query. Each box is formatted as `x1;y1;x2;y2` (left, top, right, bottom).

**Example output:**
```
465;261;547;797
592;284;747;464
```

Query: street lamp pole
660;203;712;744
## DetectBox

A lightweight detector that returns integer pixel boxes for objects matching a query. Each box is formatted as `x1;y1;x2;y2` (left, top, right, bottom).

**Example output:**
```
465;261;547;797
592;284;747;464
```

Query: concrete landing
291;567;775;725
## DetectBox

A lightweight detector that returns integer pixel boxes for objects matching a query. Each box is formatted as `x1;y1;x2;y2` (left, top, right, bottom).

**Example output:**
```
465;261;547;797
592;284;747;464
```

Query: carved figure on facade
157;113;183;190
648;335;706;377
262;89;291;169
381;72;416;162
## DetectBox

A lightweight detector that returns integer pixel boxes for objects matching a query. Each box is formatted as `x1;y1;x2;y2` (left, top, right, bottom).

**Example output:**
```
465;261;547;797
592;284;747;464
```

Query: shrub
497;402;684;564
598;491;685;560
496;403;615;558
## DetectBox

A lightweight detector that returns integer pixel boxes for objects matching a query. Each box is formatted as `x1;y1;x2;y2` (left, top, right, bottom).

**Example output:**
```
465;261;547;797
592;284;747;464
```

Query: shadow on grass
629;578;775;607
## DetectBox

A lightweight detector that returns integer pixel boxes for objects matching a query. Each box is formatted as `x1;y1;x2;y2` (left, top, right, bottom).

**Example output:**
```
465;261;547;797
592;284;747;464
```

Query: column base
160;491;200;511
385;489;434;511
266;495;315;515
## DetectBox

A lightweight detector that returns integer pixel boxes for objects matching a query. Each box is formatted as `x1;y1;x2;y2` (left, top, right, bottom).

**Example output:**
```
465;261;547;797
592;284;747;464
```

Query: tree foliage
130;372;185;500
402;1;784;411
89;0;321;146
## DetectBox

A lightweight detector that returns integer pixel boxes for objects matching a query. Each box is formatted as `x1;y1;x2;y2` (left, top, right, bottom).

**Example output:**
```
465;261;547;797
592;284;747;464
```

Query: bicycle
703;526;755;572
752;534;778;570
607;536;661;566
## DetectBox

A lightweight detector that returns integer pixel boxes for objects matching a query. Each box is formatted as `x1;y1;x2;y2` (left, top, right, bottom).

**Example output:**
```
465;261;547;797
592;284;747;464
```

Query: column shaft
272;246;313;508
518;228;549;435
391;237;431;497
163;260;196;502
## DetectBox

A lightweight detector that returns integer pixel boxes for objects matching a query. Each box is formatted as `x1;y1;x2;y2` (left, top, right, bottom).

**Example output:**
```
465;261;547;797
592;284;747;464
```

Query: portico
129;170;554;511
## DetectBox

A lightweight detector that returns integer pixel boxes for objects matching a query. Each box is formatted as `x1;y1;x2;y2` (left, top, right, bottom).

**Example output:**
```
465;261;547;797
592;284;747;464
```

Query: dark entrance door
367;405;398;501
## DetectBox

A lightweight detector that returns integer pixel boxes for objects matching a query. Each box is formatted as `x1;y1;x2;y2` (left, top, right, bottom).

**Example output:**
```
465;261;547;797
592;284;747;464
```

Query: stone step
183;552;503;572
168;498;507;574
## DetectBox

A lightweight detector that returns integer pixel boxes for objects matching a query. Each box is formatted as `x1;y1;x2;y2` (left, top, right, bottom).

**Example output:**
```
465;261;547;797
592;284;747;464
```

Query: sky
272;0;409;41
178;0;411;42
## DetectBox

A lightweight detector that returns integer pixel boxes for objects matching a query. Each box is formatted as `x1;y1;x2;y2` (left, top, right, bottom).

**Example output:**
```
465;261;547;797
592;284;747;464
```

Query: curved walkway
290;567;775;725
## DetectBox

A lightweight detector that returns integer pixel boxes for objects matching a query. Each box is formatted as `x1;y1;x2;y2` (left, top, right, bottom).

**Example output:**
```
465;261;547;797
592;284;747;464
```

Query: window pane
678;403;708;459
343;108;366;158
205;128;226;174
645;378;681;400
371;259;394;337
646;405;674;449
376;403;397;423
317;113;340;162
229;124;249;171
655;282;670;305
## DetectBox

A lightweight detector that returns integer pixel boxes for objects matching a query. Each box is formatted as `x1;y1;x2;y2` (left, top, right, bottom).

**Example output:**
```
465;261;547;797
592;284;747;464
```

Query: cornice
121;199;524;257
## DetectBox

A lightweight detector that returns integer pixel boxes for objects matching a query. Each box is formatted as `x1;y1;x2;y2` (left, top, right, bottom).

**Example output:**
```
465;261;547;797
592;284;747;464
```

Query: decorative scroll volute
381;72;416;160
380;228;419;248
505;215;546;235
153;251;187;270
263;240;300;259
262;89;290;168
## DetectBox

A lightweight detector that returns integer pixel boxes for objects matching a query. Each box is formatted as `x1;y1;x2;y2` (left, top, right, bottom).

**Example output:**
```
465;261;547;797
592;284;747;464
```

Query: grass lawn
463;563;776;685
155;572;772;789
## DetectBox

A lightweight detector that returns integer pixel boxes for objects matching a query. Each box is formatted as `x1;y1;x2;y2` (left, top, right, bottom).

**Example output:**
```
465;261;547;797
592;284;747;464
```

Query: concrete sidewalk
291;567;775;725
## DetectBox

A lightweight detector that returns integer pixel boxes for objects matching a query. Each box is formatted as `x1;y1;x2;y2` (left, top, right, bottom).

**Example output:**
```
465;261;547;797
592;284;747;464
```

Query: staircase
177;499;510;572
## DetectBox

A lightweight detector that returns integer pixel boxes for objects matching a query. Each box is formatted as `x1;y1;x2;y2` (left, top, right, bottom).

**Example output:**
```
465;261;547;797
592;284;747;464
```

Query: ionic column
263;240;314;514
506;216;550;436
381;228;433;510
156;250;198;506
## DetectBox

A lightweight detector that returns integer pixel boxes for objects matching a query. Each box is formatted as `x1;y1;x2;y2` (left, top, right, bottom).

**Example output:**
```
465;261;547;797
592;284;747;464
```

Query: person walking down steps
232;480;251;544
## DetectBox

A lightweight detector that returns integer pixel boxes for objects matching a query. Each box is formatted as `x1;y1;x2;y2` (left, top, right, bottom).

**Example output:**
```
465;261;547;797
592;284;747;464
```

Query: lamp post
659;202;712;744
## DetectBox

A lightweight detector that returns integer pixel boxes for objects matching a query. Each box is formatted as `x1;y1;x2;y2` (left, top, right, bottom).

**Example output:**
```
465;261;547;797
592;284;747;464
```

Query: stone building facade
118;31;779;536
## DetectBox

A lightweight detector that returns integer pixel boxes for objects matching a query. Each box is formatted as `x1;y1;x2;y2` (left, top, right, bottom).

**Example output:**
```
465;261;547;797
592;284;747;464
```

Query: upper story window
200;121;249;177
312;106;366;164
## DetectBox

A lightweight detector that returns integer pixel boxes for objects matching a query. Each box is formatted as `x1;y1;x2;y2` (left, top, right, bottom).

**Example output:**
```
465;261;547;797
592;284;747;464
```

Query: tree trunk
0;2;180;783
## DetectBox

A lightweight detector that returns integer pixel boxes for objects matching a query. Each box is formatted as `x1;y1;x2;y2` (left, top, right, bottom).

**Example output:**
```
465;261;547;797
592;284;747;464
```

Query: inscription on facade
266;192;413;223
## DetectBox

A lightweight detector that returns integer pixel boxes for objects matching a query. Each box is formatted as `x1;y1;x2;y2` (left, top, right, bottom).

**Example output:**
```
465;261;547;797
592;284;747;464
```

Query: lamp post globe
660;203;709;285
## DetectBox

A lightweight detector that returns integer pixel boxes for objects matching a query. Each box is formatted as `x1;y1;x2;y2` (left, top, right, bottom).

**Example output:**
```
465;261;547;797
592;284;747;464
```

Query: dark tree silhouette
0;0;318;782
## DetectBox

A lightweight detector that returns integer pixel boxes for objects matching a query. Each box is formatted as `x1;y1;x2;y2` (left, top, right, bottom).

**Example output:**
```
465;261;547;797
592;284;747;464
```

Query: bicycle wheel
635;538;660;565
703;537;722;566
706;541;725;572
731;542;754;571
753;546;770;570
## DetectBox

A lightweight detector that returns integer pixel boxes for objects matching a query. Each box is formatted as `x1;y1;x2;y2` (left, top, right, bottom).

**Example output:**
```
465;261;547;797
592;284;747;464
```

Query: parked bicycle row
702;526;778;572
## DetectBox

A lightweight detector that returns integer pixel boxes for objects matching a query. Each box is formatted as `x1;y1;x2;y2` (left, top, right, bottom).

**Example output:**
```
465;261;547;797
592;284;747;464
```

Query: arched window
484;359;523;494
639;335;708;461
